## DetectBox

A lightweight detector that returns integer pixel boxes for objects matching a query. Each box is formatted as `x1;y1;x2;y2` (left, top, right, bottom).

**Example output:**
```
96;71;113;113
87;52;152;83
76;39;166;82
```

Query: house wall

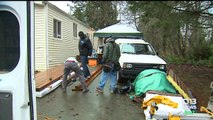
34;2;95;71
35;3;47;71
47;2;94;69
47;5;73;68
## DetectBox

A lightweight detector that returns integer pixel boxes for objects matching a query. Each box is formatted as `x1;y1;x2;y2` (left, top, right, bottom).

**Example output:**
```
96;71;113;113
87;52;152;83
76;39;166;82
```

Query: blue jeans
80;55;91;78
97;69;117;92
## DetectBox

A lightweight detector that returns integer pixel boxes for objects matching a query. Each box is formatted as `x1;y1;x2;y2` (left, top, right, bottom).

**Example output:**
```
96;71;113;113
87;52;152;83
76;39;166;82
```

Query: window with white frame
53;19;61;38
73;23;77;37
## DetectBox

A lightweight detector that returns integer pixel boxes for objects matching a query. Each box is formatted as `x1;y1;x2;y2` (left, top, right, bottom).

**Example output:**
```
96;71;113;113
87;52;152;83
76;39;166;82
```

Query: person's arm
78;40;80;54
117;44;121;58
102;44;109;63
87;38;93;56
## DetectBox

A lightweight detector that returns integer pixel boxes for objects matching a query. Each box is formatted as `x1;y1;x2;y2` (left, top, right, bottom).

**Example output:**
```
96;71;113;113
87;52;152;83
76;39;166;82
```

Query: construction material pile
129;69;213;120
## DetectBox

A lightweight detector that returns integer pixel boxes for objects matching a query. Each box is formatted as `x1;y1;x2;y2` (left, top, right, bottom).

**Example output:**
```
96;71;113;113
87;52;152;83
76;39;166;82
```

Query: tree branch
161;2;213;17
190;23;213;29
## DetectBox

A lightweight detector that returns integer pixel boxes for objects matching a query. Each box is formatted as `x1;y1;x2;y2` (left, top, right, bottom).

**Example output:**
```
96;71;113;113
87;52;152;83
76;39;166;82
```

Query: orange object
88;58;98;66
168;112;181;120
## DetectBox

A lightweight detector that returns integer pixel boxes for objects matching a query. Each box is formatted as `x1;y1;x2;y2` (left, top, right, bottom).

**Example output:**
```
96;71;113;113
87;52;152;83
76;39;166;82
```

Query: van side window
0;11;20;73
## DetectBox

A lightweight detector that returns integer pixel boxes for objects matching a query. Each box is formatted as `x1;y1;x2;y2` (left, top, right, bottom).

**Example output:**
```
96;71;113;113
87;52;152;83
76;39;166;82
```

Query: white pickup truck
115;38;167;83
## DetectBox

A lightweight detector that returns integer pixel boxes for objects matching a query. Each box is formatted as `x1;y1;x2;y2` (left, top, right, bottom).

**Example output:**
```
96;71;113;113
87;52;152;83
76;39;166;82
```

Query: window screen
0;11;20;73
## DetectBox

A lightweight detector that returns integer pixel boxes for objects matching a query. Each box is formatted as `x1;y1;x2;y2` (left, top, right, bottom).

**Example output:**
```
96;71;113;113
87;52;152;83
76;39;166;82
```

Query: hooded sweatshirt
78;34;92;56
103;38;121;64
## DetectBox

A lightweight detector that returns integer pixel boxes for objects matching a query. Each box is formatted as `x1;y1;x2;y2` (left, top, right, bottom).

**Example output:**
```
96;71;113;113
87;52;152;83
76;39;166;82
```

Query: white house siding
35;4;47;71
47;4;92;68
34;2;95;70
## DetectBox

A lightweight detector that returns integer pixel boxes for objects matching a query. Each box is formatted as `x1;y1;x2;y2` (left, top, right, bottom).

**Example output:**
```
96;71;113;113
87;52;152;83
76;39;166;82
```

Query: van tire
117;71;124;83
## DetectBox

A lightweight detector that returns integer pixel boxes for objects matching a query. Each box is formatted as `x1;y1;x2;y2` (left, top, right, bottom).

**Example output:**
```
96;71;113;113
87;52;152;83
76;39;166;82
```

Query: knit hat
106;37;115;43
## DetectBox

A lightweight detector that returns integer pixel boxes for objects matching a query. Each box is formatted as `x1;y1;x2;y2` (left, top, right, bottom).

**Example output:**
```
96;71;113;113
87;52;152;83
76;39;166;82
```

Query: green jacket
103;41;120;64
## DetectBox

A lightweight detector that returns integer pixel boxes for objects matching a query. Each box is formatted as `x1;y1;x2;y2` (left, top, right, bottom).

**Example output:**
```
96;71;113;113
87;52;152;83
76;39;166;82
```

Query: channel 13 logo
183;98;197;110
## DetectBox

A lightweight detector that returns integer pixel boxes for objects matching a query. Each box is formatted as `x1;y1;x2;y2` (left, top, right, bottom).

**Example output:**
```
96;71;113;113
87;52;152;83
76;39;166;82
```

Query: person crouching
61;59;89;93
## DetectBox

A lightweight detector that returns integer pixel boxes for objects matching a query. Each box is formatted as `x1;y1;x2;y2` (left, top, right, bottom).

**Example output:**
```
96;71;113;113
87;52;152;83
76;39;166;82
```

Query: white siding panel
47;6;79;68
34;2;95;71
35;5;47;71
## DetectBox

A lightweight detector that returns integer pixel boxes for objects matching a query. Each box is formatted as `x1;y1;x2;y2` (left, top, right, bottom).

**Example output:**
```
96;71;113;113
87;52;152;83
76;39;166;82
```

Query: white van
115;38;167;82
0;1;37;120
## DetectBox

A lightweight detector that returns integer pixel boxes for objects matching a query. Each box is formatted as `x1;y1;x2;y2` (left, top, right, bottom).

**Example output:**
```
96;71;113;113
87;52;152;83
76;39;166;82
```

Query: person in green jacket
96;37;121;93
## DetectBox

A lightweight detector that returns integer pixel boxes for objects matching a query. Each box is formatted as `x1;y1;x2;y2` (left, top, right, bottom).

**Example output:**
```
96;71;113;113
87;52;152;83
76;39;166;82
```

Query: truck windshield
121;43;155;55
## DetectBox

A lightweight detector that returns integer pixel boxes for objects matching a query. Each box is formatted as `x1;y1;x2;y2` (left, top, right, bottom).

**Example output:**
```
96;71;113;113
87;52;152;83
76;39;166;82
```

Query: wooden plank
72;64;103;91
35;64;64;91
36;63;102;92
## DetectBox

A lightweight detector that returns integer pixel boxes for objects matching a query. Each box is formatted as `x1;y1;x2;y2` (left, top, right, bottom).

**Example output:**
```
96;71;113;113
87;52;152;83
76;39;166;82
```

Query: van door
0;1;37;120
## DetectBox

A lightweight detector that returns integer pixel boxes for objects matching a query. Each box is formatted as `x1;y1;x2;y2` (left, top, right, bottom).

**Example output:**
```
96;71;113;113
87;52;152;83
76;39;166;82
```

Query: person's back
103;38;120;64
61;59;89;93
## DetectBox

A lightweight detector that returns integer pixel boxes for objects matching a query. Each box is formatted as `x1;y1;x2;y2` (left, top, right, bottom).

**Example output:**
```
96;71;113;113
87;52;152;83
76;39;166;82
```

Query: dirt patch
168;64;213;111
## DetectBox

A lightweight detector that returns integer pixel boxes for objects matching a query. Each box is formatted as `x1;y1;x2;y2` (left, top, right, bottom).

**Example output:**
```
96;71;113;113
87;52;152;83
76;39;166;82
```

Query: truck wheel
117;71;123;83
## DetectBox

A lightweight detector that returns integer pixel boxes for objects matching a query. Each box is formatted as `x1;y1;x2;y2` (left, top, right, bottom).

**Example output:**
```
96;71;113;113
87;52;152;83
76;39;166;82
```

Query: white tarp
94;23;143;38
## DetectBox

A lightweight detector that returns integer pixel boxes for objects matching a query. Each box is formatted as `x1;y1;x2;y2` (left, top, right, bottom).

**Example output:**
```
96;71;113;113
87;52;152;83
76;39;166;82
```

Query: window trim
53;19;61;39
73;22;77;38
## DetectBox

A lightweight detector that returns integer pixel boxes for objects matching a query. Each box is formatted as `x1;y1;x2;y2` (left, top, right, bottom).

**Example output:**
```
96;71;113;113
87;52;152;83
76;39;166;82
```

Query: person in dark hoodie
96;37;121;93
78;31;93;79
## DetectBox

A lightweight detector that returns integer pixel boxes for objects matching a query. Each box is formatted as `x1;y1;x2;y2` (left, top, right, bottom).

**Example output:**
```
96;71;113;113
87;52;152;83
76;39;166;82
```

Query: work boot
72;79;77;82
61;84;67;93
110;90;115;94
62;87;66;93
96;87;103;93
86;76;91;79
82;89;89;93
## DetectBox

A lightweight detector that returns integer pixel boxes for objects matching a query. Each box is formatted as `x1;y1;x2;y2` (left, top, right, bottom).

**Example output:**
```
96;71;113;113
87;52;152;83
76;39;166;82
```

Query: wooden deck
35;64;103;92
35;64;64;91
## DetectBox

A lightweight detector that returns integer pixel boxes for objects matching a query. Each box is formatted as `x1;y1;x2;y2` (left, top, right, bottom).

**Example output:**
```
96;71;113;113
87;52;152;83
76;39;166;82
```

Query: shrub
166;55;186;64
192;42;212;61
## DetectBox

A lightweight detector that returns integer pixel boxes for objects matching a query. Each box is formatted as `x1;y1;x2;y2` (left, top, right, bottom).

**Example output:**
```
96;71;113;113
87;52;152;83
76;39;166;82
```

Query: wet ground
36;66;146;120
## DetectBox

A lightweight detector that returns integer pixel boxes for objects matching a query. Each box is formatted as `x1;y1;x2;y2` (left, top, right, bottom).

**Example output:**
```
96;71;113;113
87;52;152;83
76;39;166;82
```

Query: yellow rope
167;75;190;99
142;95;179;117
200;106;213;117
142;95;178;110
